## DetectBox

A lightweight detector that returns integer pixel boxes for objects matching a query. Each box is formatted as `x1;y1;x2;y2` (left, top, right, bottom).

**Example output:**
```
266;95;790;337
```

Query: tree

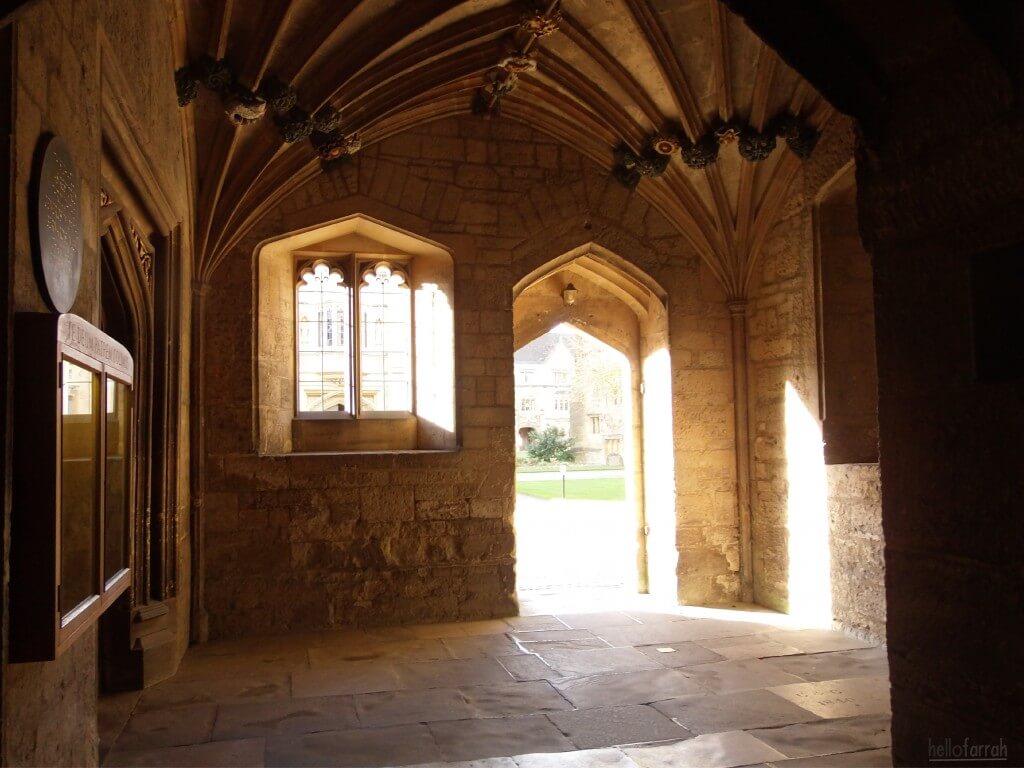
526;427;577;463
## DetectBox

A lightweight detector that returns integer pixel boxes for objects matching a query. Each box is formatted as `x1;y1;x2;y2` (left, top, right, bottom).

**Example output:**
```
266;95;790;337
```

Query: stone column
189;281;209;643
729;299;754;603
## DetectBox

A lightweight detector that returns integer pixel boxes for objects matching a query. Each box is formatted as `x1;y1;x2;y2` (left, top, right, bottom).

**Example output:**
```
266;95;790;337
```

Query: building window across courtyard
297;258;412;417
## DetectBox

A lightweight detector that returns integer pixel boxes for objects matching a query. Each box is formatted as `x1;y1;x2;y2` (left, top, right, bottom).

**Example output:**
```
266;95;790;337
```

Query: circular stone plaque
35;135;83;313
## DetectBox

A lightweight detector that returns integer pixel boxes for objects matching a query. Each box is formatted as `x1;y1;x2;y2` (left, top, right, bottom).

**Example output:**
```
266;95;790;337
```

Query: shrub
525;427;577;463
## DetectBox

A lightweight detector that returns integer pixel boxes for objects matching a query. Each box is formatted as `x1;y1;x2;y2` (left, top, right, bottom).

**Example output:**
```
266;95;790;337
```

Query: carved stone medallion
35;135;83;313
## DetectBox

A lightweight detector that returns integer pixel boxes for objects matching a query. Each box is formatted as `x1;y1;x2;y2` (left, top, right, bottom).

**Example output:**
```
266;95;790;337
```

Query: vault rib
620;0;704;140
709;0;734;121
557;12;664;128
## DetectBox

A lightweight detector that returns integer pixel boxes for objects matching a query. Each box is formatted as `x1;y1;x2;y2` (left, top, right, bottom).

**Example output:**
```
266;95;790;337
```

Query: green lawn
515;477;625;501
515;463;620;474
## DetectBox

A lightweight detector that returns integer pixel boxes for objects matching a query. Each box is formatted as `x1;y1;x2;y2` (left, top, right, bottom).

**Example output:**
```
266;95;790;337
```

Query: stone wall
850;14;1024;760
667;257;737;602
201;115;738;637
817;165;878;465
2;1;191;765
746;117;886;633
2;632;99;767
721;3;1024;757
746;172;821;613
826;463;885;641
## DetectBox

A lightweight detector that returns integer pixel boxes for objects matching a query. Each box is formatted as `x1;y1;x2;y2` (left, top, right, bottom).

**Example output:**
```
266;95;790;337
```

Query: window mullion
409;279;417;415
319;282;326;410
351;254;361;417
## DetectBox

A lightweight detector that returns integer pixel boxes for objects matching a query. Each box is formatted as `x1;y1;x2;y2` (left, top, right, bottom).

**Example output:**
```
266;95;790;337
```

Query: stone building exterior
0;0;1021;765
513;333;573;450
513;329;625;464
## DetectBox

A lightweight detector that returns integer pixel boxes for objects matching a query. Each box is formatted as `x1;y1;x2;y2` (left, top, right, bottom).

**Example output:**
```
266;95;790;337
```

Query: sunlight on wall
784;380;832;625
642;346;677;599
415;283;455;436
619;354;640;593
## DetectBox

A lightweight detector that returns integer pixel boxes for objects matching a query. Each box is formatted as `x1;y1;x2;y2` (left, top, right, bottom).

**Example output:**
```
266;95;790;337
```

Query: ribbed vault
176;0;834;295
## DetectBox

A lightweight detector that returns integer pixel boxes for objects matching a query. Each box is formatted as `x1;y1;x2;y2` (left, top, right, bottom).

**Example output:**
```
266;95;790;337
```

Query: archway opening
513;325;634;604
511;246;675;611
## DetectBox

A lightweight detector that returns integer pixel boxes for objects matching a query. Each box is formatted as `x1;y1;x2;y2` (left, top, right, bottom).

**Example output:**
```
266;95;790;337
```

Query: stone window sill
291;414;418;452
261;448;461;457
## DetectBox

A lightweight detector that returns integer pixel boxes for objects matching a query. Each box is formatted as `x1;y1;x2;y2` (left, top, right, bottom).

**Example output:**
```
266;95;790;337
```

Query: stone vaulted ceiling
177;0;834;295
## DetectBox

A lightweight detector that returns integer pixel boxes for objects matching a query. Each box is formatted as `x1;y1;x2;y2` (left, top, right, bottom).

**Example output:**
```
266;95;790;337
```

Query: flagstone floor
100;596;891;767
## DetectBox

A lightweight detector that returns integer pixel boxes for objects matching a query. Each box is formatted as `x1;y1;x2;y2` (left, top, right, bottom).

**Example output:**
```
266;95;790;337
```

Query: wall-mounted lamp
562;283;578;306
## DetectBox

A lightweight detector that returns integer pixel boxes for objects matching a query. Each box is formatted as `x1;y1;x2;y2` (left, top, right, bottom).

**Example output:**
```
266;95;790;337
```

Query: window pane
360;277;411;412
104;379;130;582
296;267;351;413
61;360;99;616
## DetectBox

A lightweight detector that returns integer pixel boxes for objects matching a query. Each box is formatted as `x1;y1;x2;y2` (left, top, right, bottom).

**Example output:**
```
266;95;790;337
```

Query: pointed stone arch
512;244;677;598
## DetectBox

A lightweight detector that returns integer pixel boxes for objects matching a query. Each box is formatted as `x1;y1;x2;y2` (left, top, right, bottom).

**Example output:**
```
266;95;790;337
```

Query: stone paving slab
510;629;602;643
762;646;889;682
265;723;441;767
767;746;892;766
104;738;266;767
749;713;891;758
547;704;691;749
695;634;804;661
105;606;891;768
623;730;787;768
395;658;516;690
652;689;820;734
678;658;807;694
514;749;640;768
634;641;726;668
768;676;892;719
412;759;518;768
461;680;573;717
308;638;453;666
136;671;292;712
534;647;662;677
430;716;576;762
405;620;515;640
553;613;643;630
552;668;705;708
496;654;559;681
213;695;359;740
595;619;772;648
503;616;569;632
353;688;476;727
443;635;528;659
765;629;875;655
175;647;310;681
291;662;402;698
116;704;217;751
520;637;613;652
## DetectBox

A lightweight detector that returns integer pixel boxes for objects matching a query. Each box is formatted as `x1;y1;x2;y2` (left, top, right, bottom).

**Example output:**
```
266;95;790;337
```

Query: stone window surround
257;214;455;454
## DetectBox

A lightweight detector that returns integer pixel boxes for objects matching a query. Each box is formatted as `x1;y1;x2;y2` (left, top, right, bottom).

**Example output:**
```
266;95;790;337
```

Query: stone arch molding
255;213;456;455
512;217;677;299
514;242;667;304
512;242;668;364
